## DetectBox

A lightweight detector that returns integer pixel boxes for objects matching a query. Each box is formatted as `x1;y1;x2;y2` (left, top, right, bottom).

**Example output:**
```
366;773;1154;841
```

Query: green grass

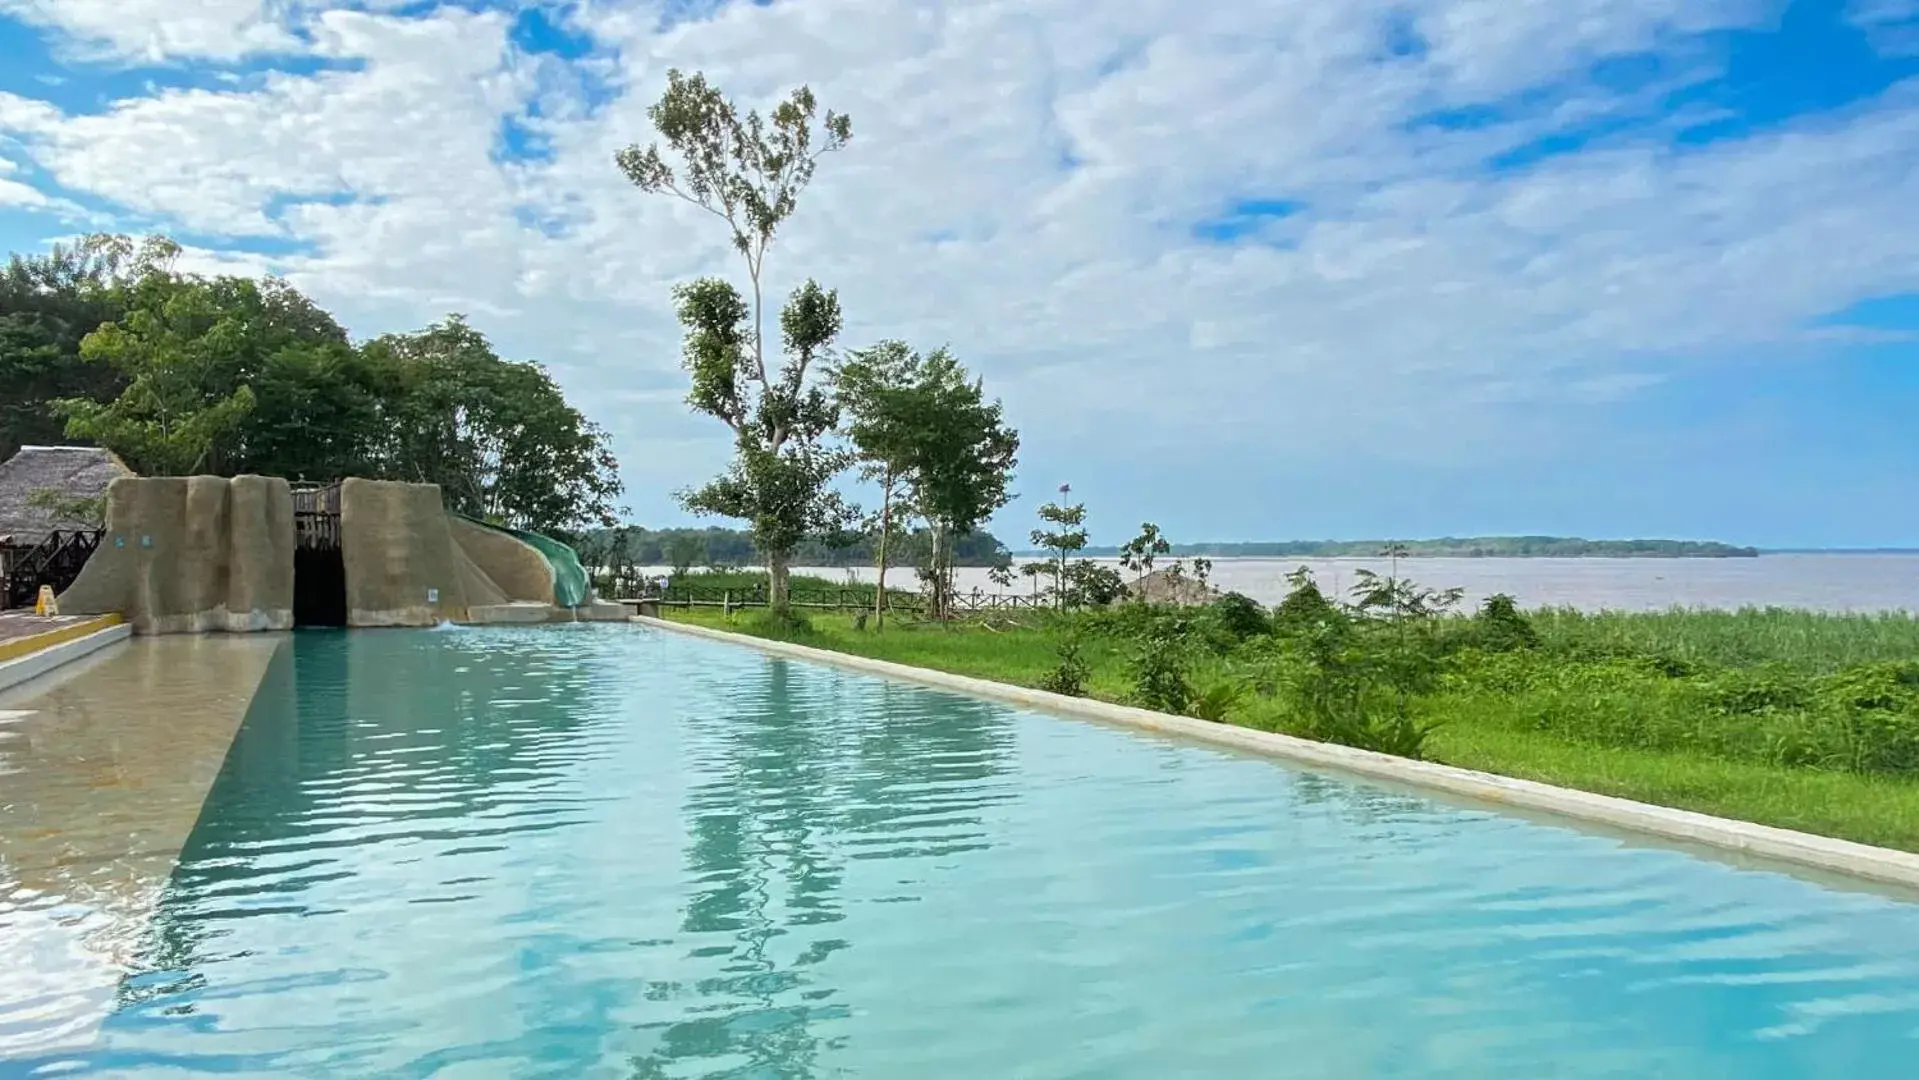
1530;607;1919;671
666;606;1919;853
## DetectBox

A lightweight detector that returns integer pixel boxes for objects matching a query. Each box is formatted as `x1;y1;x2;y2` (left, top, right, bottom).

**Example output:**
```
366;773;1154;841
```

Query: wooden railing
1;528;103;610
620;581;1052;617
291;482;342;552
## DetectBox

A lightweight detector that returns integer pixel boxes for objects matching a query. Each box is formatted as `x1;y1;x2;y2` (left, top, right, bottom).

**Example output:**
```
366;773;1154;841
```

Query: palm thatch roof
0;445;132;545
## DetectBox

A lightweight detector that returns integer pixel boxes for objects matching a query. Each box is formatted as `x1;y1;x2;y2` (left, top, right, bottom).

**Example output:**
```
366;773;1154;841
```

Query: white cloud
1;0;1918;515
1849;0;1919;55
0;0;303;62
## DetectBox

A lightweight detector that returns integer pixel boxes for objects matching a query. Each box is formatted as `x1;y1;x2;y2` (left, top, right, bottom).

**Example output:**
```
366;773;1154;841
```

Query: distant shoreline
1038;538;1765;559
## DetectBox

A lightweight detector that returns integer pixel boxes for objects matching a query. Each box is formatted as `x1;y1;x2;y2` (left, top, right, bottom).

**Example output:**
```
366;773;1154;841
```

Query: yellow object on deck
35;585;59;616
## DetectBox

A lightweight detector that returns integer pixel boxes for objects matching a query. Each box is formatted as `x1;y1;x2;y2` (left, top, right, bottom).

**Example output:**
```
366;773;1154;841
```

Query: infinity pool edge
634;614;1919;893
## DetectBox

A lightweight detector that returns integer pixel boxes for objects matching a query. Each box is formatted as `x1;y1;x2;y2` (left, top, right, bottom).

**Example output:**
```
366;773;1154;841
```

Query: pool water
20;624;1919;1077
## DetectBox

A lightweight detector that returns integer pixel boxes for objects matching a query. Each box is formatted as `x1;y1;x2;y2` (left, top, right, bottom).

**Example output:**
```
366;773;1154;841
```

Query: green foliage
618;70;854;611
687;605;1919;851
1119;522;1169;584
25;487;105;528
668;275;853;603
361;317;623;531
1471;593;1539;651
1186;678;1246;722
1037;638;1091;697
1206;591;1270;641
1273;612;1442;759
0;235;148;460
4;234;620;534
1272;566;1340;632
1029;485;1092;608
834;340;1019;618
1063;560;1127;607
1127;617;1194;714
742;606;816;639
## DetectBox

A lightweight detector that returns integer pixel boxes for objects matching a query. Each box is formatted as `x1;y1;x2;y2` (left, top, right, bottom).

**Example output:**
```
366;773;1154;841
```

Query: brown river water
724;554;1919;613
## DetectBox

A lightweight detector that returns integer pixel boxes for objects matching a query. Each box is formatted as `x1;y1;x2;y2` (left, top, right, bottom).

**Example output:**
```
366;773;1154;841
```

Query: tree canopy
1;234;623;535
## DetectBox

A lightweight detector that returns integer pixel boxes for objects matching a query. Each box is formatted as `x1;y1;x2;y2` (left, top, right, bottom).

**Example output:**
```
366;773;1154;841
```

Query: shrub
1065;561;1128;607
1207;592;1271;641
1129;625;1193;713
1037;638;1091;697
1186;678;1246;722
1276;619;1440;759
1472;593;1537;652
1272;568;1341;634
744;607;814;638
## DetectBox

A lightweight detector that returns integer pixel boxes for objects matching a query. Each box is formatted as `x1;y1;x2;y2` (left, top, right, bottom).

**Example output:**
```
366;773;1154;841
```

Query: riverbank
664;605;1919;852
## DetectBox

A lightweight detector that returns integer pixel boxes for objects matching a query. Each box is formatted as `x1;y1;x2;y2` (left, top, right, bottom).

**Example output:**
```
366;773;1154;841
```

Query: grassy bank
663;602;1919;852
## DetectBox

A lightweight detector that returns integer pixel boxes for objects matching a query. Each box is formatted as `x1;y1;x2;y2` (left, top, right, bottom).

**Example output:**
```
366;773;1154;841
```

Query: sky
1;0;1918;548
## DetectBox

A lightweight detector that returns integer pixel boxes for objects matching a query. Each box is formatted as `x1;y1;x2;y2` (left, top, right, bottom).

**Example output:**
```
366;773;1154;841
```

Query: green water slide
454;514;592;608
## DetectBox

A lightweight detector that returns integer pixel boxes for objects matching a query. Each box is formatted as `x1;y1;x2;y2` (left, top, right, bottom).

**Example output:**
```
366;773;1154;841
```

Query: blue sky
2;0;1918;548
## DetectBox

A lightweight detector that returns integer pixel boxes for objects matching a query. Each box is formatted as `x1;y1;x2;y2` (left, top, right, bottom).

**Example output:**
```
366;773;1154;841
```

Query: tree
54;271;265;475
668;278;851;610
0;235;146;460
1119;522;1170;589
905;349;1019;619
837;341;1020;621
834;340;920;628
1030;484;1089;611
357;318;623;533
617;70;853;611
667;533;704;581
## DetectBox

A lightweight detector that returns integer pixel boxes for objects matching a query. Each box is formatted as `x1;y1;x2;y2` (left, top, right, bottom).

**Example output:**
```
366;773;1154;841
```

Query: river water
768;554;1919;613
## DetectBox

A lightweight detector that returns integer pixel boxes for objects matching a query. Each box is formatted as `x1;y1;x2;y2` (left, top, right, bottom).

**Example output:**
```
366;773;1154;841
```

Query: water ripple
6;626;1919;1076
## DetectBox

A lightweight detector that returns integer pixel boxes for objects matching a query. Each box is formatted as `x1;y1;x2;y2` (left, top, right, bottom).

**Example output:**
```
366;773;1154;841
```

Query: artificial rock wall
338;479;560;627
60;475;296;634
60;475;592;633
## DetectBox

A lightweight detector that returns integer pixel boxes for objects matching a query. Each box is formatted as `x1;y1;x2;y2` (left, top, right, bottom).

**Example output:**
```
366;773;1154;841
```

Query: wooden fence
620;581;1053;617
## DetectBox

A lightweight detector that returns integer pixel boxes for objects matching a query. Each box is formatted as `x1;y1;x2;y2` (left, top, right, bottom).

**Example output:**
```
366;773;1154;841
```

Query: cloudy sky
1;0;1917;547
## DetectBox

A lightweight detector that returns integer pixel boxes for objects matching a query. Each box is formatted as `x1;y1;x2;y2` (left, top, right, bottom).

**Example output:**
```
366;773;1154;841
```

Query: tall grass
1531;607;1919;672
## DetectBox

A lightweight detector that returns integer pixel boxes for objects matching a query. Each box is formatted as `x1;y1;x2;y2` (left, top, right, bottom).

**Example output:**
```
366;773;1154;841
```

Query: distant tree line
0;234;622;535
1069;537;1761;559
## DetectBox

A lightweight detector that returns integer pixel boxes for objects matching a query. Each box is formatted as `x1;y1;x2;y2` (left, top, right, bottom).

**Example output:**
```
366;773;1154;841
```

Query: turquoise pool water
19;624;1919;1077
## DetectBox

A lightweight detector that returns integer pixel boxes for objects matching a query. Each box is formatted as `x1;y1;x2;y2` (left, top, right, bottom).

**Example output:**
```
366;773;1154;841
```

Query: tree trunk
931;520;949;620
768;550;790;613
874;472;892;630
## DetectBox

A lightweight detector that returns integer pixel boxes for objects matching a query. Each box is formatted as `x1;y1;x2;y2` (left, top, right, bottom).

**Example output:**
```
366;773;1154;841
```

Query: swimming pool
10;623;1919;1077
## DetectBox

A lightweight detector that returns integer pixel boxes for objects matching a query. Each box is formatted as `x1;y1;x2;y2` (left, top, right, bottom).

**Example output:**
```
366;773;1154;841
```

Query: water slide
452;514;592;608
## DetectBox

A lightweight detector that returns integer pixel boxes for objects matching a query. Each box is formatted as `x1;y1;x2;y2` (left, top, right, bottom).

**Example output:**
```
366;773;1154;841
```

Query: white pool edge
635;615;1919;891
0;623;132;695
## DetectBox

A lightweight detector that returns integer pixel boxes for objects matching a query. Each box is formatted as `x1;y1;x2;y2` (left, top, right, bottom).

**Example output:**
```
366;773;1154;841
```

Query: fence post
723;590;732;616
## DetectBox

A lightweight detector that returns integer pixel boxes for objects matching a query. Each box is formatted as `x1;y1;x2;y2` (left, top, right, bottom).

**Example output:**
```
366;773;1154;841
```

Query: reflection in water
0;634;281;1065
13;627;1919;1077
629;657;1015;1078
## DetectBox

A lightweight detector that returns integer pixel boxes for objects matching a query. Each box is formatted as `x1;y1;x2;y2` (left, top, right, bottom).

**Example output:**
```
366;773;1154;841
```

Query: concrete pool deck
636;615;1919;894
0;614;129;695
0;634;283;1059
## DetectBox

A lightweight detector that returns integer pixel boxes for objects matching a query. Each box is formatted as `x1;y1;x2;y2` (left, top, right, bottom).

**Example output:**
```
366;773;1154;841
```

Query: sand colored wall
448;516;555;605
59;475;295;634
339;478;468;627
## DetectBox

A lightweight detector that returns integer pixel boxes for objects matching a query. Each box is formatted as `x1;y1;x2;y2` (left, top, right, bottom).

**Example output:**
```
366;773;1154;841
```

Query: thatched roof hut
0;445;132;546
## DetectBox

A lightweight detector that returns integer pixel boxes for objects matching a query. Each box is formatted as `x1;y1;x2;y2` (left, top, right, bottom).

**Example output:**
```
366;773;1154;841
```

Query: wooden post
723;590;732;616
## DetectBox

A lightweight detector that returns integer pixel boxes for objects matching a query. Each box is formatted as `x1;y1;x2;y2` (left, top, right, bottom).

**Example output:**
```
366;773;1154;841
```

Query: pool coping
635;615;1919;892
0;618;130;694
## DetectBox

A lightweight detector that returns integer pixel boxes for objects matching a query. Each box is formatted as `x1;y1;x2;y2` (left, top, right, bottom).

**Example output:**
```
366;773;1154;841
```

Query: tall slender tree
616;70;853;611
